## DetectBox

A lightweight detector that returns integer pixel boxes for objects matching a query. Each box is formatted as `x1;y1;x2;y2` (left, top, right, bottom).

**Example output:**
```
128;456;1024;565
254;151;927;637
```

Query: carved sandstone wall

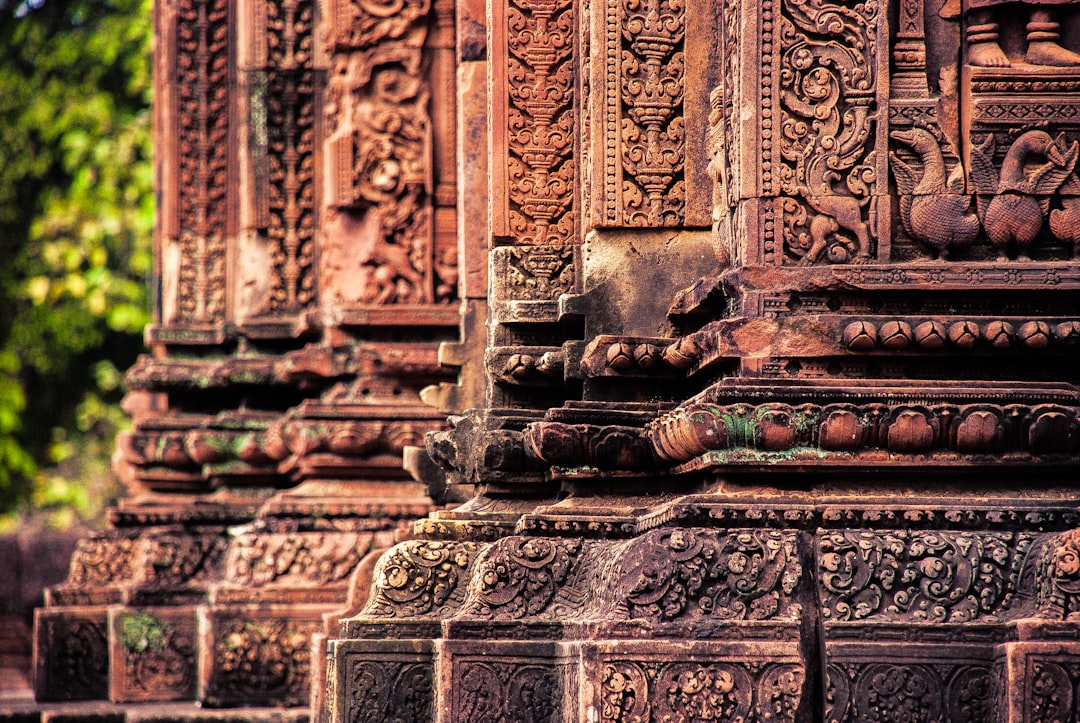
325;1;1080;722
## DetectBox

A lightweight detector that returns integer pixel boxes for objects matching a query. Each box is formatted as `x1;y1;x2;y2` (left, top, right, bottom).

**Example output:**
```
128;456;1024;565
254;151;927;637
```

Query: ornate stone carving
362;540;482;618
464;537;582;618
175;0;231;322
619;529;803;623
263;0;318;311
819;530;1033;623
206;618;317;707
598;659;802;722
492;0;577;245
777;0;884;266
453;661;562;723
345;657;434;723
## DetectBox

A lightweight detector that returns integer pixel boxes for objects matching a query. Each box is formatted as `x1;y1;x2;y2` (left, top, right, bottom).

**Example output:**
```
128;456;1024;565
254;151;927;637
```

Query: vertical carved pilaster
492;0;577;245
175;0;231;323
774;0;887;266
264;0;318;311
324;0;438;306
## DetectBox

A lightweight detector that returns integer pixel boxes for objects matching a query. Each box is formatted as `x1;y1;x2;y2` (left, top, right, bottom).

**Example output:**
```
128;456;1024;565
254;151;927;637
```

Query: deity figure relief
942;0;1080;66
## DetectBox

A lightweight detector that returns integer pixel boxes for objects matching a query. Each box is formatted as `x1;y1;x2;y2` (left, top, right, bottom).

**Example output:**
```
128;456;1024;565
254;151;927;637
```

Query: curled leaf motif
821;531;1027;623
623;530;800;622
365;540;478;617
469;537;581;618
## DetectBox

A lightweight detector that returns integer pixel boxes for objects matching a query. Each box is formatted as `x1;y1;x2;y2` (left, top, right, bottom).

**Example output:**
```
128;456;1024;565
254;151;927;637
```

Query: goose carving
969;130;1078;260
1049;172;1080;257
889;128;979;259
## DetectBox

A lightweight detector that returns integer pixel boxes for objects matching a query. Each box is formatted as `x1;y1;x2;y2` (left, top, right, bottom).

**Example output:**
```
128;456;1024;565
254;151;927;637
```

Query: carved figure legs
966;7;1080;67
1025;9;1080;66
966;9;1009;66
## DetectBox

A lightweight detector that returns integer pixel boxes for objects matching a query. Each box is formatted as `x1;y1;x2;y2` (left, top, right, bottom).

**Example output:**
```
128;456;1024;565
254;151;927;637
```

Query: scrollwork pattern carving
465;537;582;618
505;0;577;244
820;530;1032;623
176;0;230;321
346;658;433;723
362;540;482;617
265;0;317;311
618;0;685;225
454;661;561;723
620;529;802;622
211;619;315;706
224;529;364;587
778;0;880;265
598;659;797;722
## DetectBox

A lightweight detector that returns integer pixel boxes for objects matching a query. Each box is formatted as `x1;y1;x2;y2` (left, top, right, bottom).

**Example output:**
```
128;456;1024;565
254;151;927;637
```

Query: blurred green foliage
0;0;152;528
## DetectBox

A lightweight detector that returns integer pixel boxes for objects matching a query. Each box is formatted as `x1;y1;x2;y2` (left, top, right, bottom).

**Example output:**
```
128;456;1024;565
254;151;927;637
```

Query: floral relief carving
346;658;433;723
465;537;583;618
265;0;317;311
210;619;316;706
504;0;577;244
454;662;562;723
620;529;802;622
224;529;365;587
598;660;794;722
1036;528;1080;618
362;540;481;617
618;0;685;225
819;530;1033;623
176;0;230;322
851;664;942;723
778;0;881;265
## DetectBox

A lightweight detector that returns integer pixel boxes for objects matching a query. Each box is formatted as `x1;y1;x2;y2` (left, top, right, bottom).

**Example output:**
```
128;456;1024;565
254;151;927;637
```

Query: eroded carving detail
176;0;230;322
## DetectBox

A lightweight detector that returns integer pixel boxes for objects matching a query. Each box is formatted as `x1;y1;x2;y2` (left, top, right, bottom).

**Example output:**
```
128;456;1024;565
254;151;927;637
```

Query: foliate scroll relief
777;0;882;266
264;0;318;311
499;0;577;245
819;530;1034;623
176;0;230;322
346;656;434;723
454;661;562;723
361;540;483;618
464;537;583;619
618;529;802;622
210;618;317;707
326;0;440;304
224;529;365;587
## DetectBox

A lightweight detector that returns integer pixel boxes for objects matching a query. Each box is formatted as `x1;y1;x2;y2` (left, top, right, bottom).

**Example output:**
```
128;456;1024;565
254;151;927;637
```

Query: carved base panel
999;641;1080;723
439;640;578;723
33;607;110;702
825;642;998;723
197;605;325;708
108;606;198;703
329;638;435;723
582;641;806;723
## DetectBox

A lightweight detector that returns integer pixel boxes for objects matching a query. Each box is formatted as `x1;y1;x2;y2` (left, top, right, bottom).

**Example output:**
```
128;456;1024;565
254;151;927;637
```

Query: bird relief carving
969;130;1079;260
890;127;980;260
